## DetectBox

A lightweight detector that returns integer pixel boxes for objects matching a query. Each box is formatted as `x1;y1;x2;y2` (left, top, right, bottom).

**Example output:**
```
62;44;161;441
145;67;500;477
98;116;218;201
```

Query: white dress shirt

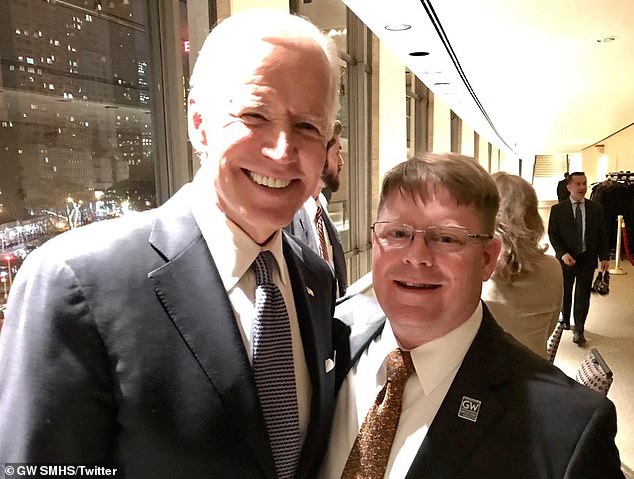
319;303;483;479
190;167;311;443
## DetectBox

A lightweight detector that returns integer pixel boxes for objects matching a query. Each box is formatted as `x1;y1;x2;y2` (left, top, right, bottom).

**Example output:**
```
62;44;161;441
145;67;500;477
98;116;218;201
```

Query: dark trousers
561;259;596;333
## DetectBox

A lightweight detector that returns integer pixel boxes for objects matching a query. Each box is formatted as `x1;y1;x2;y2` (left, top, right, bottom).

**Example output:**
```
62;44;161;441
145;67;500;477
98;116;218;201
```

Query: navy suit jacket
337;301;624;478
0;184;339;479
284;200;347;297
548;198;609;269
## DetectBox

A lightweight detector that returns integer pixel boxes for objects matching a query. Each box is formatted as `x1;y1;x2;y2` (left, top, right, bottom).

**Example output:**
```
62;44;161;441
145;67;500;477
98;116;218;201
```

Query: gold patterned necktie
341;348;415;479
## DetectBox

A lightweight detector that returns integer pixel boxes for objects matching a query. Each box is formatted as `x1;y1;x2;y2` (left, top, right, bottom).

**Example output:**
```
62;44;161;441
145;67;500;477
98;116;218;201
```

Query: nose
338;152;344;168
402;231;434;266
262;128;297;162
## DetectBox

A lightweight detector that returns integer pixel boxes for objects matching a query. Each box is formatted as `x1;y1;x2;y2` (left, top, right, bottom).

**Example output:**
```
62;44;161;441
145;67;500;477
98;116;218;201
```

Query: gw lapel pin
458;396;481;422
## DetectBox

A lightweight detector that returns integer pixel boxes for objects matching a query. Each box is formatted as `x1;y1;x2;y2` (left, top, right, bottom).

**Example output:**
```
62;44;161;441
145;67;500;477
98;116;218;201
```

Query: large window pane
0;0;160;299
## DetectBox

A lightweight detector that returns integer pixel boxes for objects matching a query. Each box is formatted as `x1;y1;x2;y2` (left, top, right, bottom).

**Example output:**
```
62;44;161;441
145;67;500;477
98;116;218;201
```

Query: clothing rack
606;171;634;182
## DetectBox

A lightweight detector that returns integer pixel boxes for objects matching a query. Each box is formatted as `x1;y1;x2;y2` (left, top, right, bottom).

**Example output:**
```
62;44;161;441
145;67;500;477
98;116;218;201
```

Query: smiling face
372;188;501;349
189;39;331;244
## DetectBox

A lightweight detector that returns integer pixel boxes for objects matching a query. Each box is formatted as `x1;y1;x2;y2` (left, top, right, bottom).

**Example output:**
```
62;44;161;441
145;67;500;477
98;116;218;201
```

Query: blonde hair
492;172;547;282
378;153;499;234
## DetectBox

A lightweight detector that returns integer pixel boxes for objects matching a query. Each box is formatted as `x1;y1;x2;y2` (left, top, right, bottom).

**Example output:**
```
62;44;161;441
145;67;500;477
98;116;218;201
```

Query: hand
600;260;610;272
562;253;576;266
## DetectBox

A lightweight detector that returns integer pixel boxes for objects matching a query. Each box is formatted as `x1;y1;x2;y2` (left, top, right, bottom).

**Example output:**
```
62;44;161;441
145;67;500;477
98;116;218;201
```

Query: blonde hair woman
482;172;563;358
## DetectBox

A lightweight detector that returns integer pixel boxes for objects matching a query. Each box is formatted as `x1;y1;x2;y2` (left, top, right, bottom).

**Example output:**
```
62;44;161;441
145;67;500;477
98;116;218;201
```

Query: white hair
188;9;340;153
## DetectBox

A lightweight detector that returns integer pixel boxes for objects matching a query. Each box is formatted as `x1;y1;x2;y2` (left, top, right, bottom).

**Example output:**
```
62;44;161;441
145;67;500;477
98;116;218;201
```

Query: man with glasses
321;153;623;478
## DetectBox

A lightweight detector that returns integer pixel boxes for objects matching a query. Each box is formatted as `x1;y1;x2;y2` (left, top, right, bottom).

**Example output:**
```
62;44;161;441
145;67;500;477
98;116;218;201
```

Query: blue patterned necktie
252;251;301;479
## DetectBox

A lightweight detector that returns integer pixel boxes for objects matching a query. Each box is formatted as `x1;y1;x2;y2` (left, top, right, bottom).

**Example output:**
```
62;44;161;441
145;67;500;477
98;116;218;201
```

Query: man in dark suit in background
0;10;342;479
549;171;609;345
286;120;347;297
320;154;623;478
557;171;570;202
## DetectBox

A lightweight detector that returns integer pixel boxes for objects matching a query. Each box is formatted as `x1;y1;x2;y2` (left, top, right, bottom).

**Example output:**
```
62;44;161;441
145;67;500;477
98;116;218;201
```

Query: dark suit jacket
284;200;347;297
338;302;624;478
548;198;609;268
0;184;339;479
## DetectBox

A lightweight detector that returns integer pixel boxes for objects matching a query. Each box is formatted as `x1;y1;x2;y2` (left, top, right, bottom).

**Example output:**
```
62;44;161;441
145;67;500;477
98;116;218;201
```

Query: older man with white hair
0;10;342;479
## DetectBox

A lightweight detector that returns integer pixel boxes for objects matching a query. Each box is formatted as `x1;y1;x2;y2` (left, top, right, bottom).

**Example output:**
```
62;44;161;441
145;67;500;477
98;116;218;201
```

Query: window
0;0;158;253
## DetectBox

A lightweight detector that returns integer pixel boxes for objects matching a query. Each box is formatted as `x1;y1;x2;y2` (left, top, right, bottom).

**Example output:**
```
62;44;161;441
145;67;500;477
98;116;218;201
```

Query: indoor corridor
539;205;634;477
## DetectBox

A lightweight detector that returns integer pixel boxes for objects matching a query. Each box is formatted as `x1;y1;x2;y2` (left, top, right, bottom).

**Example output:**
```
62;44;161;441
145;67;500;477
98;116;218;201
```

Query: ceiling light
409;51;429;57
384;24;411;31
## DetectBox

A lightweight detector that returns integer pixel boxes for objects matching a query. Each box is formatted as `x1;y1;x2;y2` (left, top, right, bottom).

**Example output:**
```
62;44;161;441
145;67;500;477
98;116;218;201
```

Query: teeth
398;281;437;289
249;171;290;189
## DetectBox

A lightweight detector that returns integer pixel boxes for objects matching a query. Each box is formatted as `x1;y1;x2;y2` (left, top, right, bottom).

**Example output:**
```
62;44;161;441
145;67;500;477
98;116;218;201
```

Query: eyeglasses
371;221;493;251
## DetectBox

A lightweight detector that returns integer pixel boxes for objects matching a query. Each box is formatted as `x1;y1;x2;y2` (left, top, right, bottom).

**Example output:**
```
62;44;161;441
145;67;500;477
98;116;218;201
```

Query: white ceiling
342;0;634;161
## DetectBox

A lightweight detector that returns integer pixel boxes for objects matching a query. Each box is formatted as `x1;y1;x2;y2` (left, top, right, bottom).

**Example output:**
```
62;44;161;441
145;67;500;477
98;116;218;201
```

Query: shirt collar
376;302;482;396
303;195;319;221
408;302;482;396
190;165;288;292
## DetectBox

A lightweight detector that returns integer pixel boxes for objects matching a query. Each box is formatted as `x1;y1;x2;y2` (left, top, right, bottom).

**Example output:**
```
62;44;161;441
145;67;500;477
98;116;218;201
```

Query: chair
546;322;565;363
575;348;614;396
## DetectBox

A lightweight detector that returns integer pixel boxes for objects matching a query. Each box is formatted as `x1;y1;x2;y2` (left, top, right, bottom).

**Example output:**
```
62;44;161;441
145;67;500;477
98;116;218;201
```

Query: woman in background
482;172;563;359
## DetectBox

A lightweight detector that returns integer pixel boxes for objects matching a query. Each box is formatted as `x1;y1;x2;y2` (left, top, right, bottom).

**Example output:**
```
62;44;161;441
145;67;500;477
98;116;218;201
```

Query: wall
377;42;407;181
582;124;634;180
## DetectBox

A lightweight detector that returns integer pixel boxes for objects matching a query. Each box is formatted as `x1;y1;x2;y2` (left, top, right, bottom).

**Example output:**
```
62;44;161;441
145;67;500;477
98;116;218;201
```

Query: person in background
482;172;563;359
557;171;570;202
549;171;610;345
321;154;623;479
286;120;347;297
0;10;343;479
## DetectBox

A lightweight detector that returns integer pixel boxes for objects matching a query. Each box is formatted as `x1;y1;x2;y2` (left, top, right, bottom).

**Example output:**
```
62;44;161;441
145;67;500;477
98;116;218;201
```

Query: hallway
539;204;634;476
552;258;634;476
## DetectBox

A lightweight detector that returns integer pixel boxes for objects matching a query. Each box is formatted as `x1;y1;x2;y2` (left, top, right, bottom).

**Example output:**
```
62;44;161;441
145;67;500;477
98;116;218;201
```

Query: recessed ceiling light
384;24;411;31
409;51;429;57
597;36;617;43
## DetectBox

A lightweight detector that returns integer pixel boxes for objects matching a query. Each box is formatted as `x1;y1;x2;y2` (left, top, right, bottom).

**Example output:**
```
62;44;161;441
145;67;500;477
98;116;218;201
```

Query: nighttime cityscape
0;0;158;303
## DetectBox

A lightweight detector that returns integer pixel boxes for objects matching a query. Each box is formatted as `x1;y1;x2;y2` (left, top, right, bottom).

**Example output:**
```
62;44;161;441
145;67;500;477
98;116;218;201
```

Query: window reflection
0;0;156;265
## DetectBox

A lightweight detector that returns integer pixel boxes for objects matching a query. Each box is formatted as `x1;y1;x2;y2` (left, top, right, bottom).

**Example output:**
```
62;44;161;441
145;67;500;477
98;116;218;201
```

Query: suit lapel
283;235;338;478
147;189;276;478
322;210;347;296
405;306;509;478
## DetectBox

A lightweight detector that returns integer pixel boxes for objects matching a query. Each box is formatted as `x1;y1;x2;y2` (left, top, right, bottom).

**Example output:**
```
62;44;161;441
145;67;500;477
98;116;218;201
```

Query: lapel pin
324;351;336;373
306;287;315;297
458;396;481;422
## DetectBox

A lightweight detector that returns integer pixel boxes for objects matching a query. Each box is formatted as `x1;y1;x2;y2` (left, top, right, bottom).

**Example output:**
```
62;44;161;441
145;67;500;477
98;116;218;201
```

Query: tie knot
315;204;323;221
252;251;275;286
386;349;414;383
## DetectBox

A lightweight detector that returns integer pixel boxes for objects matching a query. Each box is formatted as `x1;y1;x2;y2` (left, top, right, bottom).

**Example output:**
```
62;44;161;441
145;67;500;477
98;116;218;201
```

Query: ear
481;237;502;281
187;96;208;150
